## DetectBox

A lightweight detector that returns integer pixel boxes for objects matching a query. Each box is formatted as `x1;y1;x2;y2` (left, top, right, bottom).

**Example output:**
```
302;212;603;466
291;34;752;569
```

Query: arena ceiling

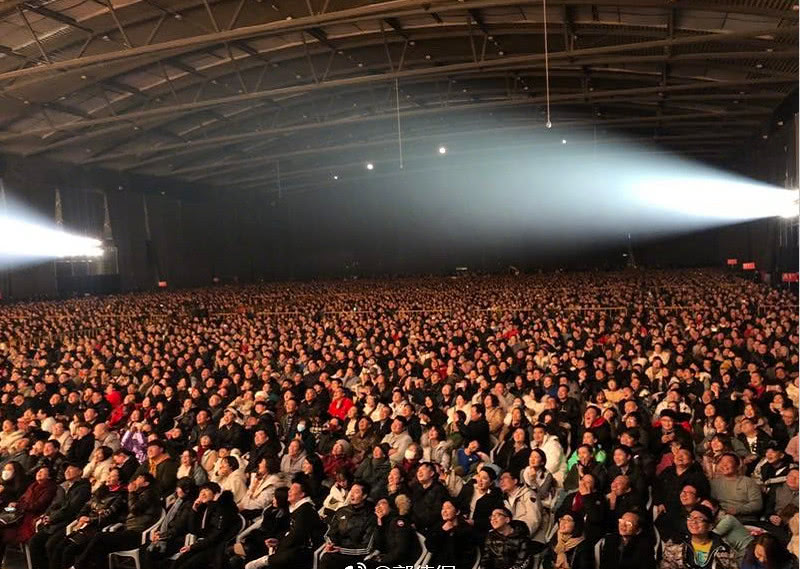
0;0;796;193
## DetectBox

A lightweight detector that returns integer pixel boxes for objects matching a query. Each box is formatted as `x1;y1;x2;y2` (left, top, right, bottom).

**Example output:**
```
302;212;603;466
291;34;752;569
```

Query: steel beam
0;0;794;83
0;24;792;141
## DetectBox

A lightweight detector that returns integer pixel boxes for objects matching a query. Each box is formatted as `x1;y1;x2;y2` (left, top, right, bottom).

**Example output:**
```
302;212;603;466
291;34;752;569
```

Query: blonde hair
395;494;411;516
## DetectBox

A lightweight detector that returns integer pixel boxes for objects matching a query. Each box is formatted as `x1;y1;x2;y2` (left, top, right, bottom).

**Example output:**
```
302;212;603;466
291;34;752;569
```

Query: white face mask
297;424;306;432
404;449;415;460
1;470;12;481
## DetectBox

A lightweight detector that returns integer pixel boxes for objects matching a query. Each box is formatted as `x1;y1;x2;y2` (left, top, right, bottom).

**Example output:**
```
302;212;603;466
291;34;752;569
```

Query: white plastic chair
470;548;481;569
414;531;431;566
311;543;326;569
7;543;33;569
236;516;263;544
594;537;604;569
107;510;165;569
653;526;662;559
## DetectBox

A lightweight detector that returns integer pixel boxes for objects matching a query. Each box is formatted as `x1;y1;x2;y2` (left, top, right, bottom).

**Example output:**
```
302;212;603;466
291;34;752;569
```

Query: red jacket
3;479;57;544
328;397;354;421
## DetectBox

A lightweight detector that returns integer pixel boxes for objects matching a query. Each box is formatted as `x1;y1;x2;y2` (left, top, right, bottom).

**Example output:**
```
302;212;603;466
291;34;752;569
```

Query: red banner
782;273;799;282
726;258;738;266
742;262;756;270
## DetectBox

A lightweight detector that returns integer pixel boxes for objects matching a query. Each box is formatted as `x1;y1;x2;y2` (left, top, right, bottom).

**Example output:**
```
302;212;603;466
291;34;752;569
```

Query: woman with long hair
426;500;476;569
740;533;798;569
544;512;593;569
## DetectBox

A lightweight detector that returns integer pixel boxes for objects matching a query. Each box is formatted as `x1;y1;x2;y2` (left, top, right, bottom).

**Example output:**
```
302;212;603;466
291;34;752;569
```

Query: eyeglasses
687;516;709;524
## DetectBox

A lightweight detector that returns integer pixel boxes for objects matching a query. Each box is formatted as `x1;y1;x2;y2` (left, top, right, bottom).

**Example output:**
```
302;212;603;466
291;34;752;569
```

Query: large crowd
0;269;796;569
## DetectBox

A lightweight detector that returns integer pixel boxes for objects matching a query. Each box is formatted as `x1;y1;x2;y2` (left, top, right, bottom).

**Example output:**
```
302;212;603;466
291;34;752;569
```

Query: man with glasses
657;482;703;543
659;505;737;569
598;510;656;569
480;508;534;569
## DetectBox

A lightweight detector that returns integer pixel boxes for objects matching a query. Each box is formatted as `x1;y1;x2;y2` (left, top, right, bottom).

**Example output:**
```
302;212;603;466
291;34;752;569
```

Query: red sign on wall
782;273;799;282
158;281;168;288
726;258;738;266
742;262;756;270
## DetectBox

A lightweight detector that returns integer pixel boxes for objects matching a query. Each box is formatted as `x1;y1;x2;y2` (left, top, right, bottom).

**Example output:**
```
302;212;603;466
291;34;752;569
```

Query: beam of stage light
629;178;798;221
0;214;104;259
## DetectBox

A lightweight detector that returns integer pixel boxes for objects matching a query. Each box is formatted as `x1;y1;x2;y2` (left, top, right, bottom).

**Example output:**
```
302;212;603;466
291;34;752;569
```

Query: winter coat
79;484;128;528
2;479;57;544
504;485;542;541
373;513;418;565
531;434;567;486
481;520;534;569
410;480;450;535
125;485;161;533
659;533;738;569
41;478;92;530
426;518;477;569
325;501;376;553
598;531;657;569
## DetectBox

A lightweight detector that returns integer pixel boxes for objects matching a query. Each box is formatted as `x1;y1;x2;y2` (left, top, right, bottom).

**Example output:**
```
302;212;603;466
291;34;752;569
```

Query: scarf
148;453;167;477
553;533;585;569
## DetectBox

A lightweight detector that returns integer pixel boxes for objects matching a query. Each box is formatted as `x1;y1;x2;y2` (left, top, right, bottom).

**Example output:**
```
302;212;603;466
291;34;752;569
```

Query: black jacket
598;531;657;569
481;520;534;569
158;496;194;546
326;501;376;552
125;484;161;533
355;457;391;499
189;423;217;447
410;480;450;534
116;456;139;485
44;478;92;528
187;497;240;552
606;462;648;498
27;452;65;480
609;490;647;524
267;498;324;569
66;435;95;467
134;457;178;498
654;462;710;514
79;484;128;528
426;518;477;569
373;514;419;565
245;441;280;474
494;442;531;480
558;491;609;545
216;423;245;450
458;417;491;452
456;483;505;538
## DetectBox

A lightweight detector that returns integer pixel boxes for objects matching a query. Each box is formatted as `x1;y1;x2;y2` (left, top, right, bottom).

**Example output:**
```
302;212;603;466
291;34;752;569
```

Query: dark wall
0;111;797;298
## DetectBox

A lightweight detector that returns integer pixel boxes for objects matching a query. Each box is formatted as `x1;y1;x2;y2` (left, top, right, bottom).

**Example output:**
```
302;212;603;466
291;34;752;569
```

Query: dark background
0;113;796;300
